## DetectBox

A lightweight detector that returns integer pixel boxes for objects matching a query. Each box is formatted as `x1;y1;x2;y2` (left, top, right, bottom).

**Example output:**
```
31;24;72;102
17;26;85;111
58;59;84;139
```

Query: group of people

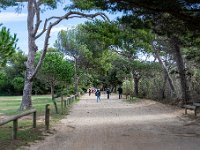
88;87;123;102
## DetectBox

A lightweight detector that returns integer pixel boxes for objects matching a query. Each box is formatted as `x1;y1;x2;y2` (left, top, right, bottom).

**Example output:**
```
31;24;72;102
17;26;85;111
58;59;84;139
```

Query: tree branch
15;0;28;2
33;0;41;36
36;11;109;39
30;11;110;80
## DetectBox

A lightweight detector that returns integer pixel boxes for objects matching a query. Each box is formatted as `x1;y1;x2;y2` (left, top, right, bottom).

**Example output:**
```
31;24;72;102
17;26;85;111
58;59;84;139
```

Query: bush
12;77;24;93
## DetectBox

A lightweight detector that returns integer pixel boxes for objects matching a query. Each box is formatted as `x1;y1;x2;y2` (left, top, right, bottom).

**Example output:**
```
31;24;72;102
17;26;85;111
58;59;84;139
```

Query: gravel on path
29;93;200;150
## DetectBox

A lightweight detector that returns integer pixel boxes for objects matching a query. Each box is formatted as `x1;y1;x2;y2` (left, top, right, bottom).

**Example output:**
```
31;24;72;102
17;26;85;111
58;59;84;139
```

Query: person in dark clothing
88;88;91;96
106;88;111;99
95;89;101;102
117;87;123;99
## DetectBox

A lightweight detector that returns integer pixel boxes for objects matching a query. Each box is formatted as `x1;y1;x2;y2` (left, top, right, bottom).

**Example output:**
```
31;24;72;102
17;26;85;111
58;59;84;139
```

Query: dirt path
29;93;200;150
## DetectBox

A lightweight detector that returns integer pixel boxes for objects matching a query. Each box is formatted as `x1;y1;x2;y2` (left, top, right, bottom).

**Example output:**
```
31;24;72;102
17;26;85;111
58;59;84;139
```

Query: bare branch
35;19;47;39
35;11;110;39
31;11;110;80
33;0;41;36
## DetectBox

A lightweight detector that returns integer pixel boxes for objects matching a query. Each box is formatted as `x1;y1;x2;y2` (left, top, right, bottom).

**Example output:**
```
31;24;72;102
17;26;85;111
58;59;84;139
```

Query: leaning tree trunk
153;47;176;97
170;37;190;104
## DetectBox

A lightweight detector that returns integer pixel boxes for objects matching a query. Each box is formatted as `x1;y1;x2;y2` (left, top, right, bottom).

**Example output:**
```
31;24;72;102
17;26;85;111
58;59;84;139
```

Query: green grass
0;124;45;150
0;95;78;150
0;95;53;115
126;95;140;103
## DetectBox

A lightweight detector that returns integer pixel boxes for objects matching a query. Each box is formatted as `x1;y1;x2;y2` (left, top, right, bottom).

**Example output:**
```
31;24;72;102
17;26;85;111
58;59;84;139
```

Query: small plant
127;95;140;103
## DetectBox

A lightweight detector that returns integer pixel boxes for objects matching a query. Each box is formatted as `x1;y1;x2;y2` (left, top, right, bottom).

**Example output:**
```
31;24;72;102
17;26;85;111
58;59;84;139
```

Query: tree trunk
153;47;176;96
20;1;35;110
161;73;167;99
170;37;190;104
131;71;141;97
51;83;58;114
74;58;80;95
74;58;78;94
130;72;135;96
134;77;139;97
20;78;33;110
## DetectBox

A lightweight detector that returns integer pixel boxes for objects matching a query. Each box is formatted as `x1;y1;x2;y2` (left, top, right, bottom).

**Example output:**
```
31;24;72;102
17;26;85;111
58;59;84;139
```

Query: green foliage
55;29;80;57
11;77;24;93
67;0;96;10
0;50;27;95
71;0;200;32
79;20;121;52
184;47;200;63
0;26;18;68
122;79;133;95
0;0;17;9
0;71;7;89
55;27;94;64
36;49;74;95
97;49;117;74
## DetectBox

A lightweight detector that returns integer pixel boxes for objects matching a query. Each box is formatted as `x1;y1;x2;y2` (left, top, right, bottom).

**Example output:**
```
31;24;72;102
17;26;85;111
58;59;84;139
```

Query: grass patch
0;95;79;150
0;95;53;116
126;96;140;103
0;124;44;150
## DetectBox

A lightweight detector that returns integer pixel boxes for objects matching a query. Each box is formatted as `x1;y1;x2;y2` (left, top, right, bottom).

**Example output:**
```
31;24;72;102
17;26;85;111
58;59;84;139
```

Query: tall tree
1;1;109;110
117;7;192;102
55;29;83;94
36;48;73;113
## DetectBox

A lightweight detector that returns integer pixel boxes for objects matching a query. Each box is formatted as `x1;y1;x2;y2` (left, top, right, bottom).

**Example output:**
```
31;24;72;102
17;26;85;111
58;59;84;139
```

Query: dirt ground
29;93;200;150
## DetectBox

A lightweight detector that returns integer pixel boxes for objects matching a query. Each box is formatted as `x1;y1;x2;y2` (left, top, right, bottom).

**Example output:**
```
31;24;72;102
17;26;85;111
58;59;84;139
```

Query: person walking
88;88;91;96
95;89;101;102
106;88;111;99
117;86;123;99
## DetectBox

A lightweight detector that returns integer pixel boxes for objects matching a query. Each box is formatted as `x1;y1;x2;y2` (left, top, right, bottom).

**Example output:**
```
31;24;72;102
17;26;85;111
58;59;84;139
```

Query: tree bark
161;73;167;99
153;46;176;96
74;57;78;94
131;71;141;97
170;37;190;104
51;82;58;114
130;72;134;96
134;77;139;97
20;1;35;110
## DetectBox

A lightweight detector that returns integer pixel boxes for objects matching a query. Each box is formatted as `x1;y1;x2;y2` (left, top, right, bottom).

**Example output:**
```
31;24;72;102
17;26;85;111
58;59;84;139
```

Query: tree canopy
71;0;200;31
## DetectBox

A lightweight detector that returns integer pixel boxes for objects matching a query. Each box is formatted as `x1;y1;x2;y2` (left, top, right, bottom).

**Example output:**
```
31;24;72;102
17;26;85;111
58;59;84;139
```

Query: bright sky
0;1;120;54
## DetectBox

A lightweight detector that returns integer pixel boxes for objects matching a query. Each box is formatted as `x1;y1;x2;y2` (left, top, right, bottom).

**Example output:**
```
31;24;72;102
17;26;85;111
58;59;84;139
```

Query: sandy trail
30;93;200;150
